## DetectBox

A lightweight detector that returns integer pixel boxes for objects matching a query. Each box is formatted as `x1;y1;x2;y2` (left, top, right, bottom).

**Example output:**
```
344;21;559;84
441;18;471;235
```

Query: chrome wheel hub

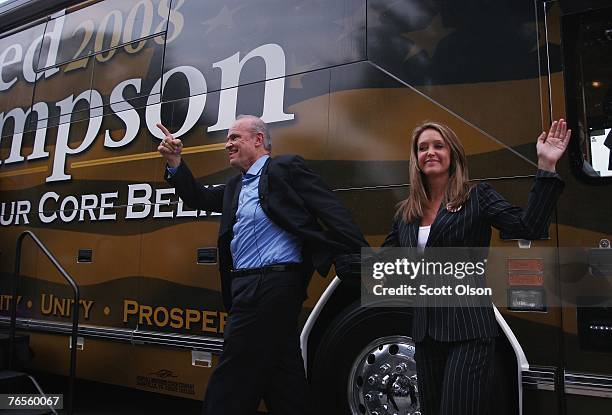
348;336;420;415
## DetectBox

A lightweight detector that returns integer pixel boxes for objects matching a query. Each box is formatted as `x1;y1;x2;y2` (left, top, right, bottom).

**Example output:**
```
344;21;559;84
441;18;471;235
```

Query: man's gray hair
236;114;272;152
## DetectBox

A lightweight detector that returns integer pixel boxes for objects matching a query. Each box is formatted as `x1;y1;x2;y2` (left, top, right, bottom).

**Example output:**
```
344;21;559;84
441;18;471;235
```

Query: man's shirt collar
243;154;269;179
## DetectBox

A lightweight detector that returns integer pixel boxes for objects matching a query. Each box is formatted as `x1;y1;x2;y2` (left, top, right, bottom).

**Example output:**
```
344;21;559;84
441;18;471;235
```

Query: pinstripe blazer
382;169;564;342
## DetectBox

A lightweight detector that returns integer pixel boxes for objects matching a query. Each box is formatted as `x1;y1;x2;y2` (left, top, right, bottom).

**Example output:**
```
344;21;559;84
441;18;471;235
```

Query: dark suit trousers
415;336;495;415
202;269;310;415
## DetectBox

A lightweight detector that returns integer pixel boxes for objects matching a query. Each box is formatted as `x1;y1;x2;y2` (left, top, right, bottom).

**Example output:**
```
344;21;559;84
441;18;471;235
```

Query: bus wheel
310;306;420;415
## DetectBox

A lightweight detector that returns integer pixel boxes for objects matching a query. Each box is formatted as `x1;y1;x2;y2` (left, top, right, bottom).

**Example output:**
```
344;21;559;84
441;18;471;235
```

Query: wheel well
305;280;359;375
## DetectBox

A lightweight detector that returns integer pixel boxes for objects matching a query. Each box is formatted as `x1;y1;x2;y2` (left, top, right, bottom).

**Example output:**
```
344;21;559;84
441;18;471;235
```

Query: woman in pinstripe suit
382;120;570;415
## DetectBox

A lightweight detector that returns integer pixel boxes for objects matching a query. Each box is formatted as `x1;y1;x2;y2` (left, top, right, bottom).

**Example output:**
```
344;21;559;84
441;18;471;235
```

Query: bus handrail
8;230;79;415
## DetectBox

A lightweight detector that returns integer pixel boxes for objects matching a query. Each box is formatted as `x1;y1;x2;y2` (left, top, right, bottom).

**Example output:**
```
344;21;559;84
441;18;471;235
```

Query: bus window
564;6;612;179
0;21;45;112
37;0;169;71
90;34;165;113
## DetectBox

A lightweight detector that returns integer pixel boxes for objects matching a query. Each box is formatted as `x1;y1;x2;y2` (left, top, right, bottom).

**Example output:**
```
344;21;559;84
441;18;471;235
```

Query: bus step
0;332;33;370
0;368;30;390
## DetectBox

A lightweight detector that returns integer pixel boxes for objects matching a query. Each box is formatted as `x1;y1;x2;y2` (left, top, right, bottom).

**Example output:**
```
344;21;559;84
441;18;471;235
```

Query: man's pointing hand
156;123;183;168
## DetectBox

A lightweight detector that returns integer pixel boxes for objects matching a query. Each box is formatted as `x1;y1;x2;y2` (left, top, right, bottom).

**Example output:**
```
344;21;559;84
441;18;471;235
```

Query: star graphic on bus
201;5;245;35
401;14;455;61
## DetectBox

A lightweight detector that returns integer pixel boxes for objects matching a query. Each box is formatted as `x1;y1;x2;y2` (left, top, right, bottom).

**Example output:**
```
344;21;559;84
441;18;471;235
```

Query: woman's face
416;128;451;177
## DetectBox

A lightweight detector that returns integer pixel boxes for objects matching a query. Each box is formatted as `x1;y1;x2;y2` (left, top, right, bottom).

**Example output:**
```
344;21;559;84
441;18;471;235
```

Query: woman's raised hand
536;119;571;172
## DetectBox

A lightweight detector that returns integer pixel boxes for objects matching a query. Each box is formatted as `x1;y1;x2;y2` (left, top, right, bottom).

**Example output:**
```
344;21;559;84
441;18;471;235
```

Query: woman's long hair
396;122;472;222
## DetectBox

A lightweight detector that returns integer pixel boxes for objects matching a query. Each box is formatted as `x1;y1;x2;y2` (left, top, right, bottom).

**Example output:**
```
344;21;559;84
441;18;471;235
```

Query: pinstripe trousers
415;336;495;415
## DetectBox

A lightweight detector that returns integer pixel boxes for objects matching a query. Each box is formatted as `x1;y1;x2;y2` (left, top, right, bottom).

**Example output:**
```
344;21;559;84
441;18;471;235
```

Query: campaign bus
1;0;611;413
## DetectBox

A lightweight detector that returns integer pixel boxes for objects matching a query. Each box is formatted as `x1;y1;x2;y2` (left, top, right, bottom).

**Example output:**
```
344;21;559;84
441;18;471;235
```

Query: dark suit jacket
166;154;368;311
383;169;564;341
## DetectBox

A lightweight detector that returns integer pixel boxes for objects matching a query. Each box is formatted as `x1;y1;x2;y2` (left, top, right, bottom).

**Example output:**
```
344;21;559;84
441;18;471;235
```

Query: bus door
551;0;612;412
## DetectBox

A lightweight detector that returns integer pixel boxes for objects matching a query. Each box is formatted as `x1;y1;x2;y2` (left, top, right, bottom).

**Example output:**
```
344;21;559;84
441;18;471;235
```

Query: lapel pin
446;203;463;213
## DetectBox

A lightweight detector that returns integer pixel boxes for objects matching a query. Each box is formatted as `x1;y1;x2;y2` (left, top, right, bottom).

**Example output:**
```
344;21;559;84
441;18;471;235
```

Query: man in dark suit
157;115;367;415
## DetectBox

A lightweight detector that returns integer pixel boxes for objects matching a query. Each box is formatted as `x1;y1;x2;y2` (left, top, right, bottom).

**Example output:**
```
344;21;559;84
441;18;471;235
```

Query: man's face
225;119;262;171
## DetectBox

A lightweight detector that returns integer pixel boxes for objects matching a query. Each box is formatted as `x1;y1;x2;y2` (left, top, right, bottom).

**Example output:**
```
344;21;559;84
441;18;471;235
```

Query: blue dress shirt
230;155;302;269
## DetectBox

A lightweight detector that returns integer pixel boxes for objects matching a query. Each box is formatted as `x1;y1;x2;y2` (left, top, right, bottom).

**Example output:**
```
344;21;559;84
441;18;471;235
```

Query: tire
310;303;420;415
